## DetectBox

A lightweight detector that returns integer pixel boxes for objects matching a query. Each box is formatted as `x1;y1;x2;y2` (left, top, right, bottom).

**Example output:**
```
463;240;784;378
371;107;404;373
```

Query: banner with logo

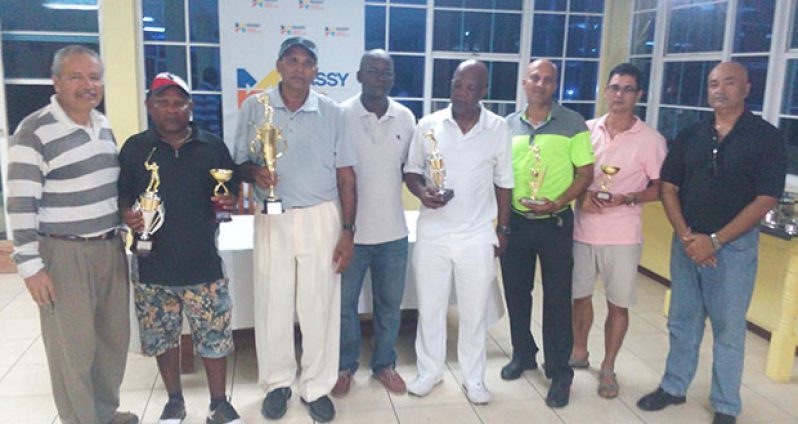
219;0;364;147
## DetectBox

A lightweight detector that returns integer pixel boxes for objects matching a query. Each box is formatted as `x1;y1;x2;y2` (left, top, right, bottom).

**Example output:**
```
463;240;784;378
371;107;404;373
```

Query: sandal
597;369;619;398
568;353;590;369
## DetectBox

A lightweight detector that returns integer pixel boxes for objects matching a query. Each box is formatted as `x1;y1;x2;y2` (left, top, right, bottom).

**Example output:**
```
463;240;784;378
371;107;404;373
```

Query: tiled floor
0;271;796;423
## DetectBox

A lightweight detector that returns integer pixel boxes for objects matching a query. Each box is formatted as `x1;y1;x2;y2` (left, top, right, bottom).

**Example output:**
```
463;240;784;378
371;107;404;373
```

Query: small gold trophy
425;129;454;201
210;168;233;223
250;93;287;214
596;165;621;201
526;144;547;206
133;149;165;256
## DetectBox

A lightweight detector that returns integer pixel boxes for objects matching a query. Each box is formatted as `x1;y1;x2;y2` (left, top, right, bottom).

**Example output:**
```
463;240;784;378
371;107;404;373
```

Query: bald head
450;60;488;112
454;60;488;87
528;59;558;80
707;61;750;113
523;59;558;107
359;49;393;71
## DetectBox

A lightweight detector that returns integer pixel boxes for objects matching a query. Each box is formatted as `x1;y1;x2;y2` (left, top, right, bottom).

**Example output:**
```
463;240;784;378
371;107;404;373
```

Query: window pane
566;15;602;58
562;60;598;101
433;59;461;99
434;11;521;53
435;0;522;10
189;0;219;43
0;0;98;32
486;62;518;101
657;106;712;142
782;59;798;115
391;55;424;98
562;102;594;120
631;11;656;55
144;45;188;88
190;47;220;89
733;0;774;53
365;6;386;50
660;61;718;107
142;0;186;42
482;102;517;117
635;0;657;11
732;56;767;112
389;7;426;52
531;14;565;57
535;0;566;11
192;94;223;138
2;39;99;79
6;84;54;135
398;100;423;121
779;118;798;175
570;0;604;13
667;3;726;53
629;57;652;102
635;105;648;120
793;2;798;49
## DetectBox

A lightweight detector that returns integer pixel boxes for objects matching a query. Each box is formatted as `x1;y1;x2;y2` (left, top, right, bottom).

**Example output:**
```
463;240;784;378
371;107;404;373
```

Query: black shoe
712;412;736;424
500;357;538;381
636;387;686;411
545;378;571;408
302;395;335;422
261;387;292;420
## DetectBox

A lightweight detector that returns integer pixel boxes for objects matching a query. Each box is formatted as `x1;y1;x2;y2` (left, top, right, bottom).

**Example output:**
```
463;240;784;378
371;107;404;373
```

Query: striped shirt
6;95;121;278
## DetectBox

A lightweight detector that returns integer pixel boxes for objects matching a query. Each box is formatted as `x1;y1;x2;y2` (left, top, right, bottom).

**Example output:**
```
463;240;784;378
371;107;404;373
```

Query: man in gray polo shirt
233;36;357;423
332;50;416;397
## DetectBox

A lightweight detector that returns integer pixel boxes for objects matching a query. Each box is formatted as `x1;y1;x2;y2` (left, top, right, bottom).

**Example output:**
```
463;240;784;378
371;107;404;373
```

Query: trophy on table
596;165;621;201
424;129;454;202
132;149;165;256
250;93;287;215
210;168;233;223
525;143;547;206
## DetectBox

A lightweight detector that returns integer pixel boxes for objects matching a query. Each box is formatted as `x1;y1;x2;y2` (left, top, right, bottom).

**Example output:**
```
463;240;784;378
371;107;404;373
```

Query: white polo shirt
340;95;416;244
405;104;514;246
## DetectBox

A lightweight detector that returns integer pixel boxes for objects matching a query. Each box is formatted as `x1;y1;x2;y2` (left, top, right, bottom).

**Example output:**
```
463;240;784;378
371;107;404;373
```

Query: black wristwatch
342;223;356;233
497;224;512;236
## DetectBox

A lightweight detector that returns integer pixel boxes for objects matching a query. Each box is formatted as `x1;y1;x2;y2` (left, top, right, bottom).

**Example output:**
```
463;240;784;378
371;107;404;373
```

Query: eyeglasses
606;84;639;95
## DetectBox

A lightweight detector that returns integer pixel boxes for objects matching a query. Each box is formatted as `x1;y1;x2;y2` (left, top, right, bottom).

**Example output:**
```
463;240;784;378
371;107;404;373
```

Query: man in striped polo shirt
6;45;137;424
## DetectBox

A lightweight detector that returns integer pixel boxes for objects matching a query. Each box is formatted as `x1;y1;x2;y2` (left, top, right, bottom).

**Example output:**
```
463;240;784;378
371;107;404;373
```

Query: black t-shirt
660;111;786;234
118;125;240;285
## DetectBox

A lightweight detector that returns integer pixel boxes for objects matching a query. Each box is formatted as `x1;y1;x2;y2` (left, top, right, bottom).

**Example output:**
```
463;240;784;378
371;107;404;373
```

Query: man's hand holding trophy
250;93;287;215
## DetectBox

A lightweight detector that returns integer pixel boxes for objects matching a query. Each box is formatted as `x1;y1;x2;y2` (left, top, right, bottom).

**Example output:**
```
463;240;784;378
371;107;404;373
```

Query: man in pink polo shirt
570;63;666;398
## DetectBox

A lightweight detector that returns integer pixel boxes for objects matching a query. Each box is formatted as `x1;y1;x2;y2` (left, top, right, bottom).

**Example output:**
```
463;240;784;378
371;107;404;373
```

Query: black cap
278;36;318;61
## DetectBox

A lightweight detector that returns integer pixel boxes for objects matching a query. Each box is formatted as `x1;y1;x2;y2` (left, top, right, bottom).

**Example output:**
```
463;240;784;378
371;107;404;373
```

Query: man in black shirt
118;73;242;424
636;62;785;424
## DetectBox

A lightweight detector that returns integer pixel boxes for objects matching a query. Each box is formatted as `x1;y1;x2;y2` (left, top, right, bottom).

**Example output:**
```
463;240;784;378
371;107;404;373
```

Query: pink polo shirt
573;115;667;245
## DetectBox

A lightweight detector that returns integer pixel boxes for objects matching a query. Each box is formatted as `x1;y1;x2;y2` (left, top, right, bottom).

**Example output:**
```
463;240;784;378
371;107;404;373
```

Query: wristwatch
497;225;512;236
710;233;723;251
342;223;356;233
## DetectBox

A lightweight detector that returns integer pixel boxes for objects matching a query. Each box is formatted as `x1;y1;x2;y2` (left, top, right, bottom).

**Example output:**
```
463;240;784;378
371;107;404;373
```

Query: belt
512;205;570;221
38;229;118;241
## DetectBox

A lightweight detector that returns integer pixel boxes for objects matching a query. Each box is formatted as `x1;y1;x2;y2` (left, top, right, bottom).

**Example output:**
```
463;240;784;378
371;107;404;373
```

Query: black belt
512;205;570;220
38;229;118;241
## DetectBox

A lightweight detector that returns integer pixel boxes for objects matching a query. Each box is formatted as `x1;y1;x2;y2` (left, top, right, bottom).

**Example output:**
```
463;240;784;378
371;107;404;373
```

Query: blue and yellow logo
324;26;350;37
280;24;307;36
298;0;325;10
234;22;262;33
252;0;278;7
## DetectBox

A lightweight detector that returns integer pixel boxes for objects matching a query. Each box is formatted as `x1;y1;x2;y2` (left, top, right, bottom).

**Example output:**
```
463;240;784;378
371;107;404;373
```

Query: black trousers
499;209;575;382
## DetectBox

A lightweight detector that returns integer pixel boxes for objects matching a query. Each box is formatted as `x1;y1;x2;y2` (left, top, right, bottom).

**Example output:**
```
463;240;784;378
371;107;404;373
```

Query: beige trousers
253;200;341;402
39;236;130;424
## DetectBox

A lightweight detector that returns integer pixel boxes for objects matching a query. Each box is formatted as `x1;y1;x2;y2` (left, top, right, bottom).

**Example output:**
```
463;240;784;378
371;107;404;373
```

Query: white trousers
412;241;497;385
253;200;341;402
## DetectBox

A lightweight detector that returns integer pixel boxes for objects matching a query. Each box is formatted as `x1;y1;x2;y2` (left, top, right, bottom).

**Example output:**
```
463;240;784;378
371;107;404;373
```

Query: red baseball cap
149;72;191;97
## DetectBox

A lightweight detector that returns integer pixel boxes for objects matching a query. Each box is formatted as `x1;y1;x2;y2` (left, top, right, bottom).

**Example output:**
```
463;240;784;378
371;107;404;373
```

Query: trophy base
438;188;455;202
263;198;284;215
596;191;612;201
215;210;233;223
134;239;153;257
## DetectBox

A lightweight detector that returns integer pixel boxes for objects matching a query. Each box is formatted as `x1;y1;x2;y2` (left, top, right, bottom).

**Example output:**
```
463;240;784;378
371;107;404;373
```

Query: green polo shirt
505;102;594;211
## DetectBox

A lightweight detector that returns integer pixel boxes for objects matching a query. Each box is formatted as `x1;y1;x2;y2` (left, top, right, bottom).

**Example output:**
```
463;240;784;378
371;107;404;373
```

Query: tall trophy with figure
133;150;165;256
596;165;621;201
425;129;454;201
525;143;547;205
251;93;287;214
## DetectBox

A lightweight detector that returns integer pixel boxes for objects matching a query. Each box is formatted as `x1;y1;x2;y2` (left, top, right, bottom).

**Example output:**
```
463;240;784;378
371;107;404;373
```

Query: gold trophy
596;165;621;201
250;93;287;214
210;168;233;223
525;143;547;206
424;129;454;201
132;149;165;256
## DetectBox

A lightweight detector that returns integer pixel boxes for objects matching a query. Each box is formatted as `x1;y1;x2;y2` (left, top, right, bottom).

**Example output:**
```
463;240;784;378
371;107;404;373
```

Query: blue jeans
339;237;408;373
661;229;759;416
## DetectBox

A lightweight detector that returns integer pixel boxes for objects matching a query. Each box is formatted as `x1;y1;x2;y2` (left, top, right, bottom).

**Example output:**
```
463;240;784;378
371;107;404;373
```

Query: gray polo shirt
233;87;356;208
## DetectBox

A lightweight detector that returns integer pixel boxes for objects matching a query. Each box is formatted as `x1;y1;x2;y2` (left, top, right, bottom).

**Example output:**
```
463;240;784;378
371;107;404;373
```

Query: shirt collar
520;102;558;128
146;123;206;146
354;95;398;120
595;114;644;135
443;102;489;134
270;84;320;113
49;94;104;132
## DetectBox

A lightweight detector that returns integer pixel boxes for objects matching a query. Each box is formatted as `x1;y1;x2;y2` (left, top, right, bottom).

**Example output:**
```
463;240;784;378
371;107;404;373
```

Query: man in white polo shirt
404;60;513;405
571;63;666;398
332;50;416;397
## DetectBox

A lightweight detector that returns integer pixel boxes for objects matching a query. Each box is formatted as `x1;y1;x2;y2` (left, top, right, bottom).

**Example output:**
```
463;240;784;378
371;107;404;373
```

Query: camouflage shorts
134;278;233;358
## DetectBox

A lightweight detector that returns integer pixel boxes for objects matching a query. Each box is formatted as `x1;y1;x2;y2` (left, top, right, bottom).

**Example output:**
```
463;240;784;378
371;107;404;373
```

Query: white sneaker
407;375;443;397
463;381;492;404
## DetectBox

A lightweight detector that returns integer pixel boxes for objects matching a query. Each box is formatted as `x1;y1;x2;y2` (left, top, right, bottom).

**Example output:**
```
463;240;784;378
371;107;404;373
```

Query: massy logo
252;0;278;7
298;0;325;10
280;24;307;36
324;26;350;37
234;22;262;33
237;68;350;107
